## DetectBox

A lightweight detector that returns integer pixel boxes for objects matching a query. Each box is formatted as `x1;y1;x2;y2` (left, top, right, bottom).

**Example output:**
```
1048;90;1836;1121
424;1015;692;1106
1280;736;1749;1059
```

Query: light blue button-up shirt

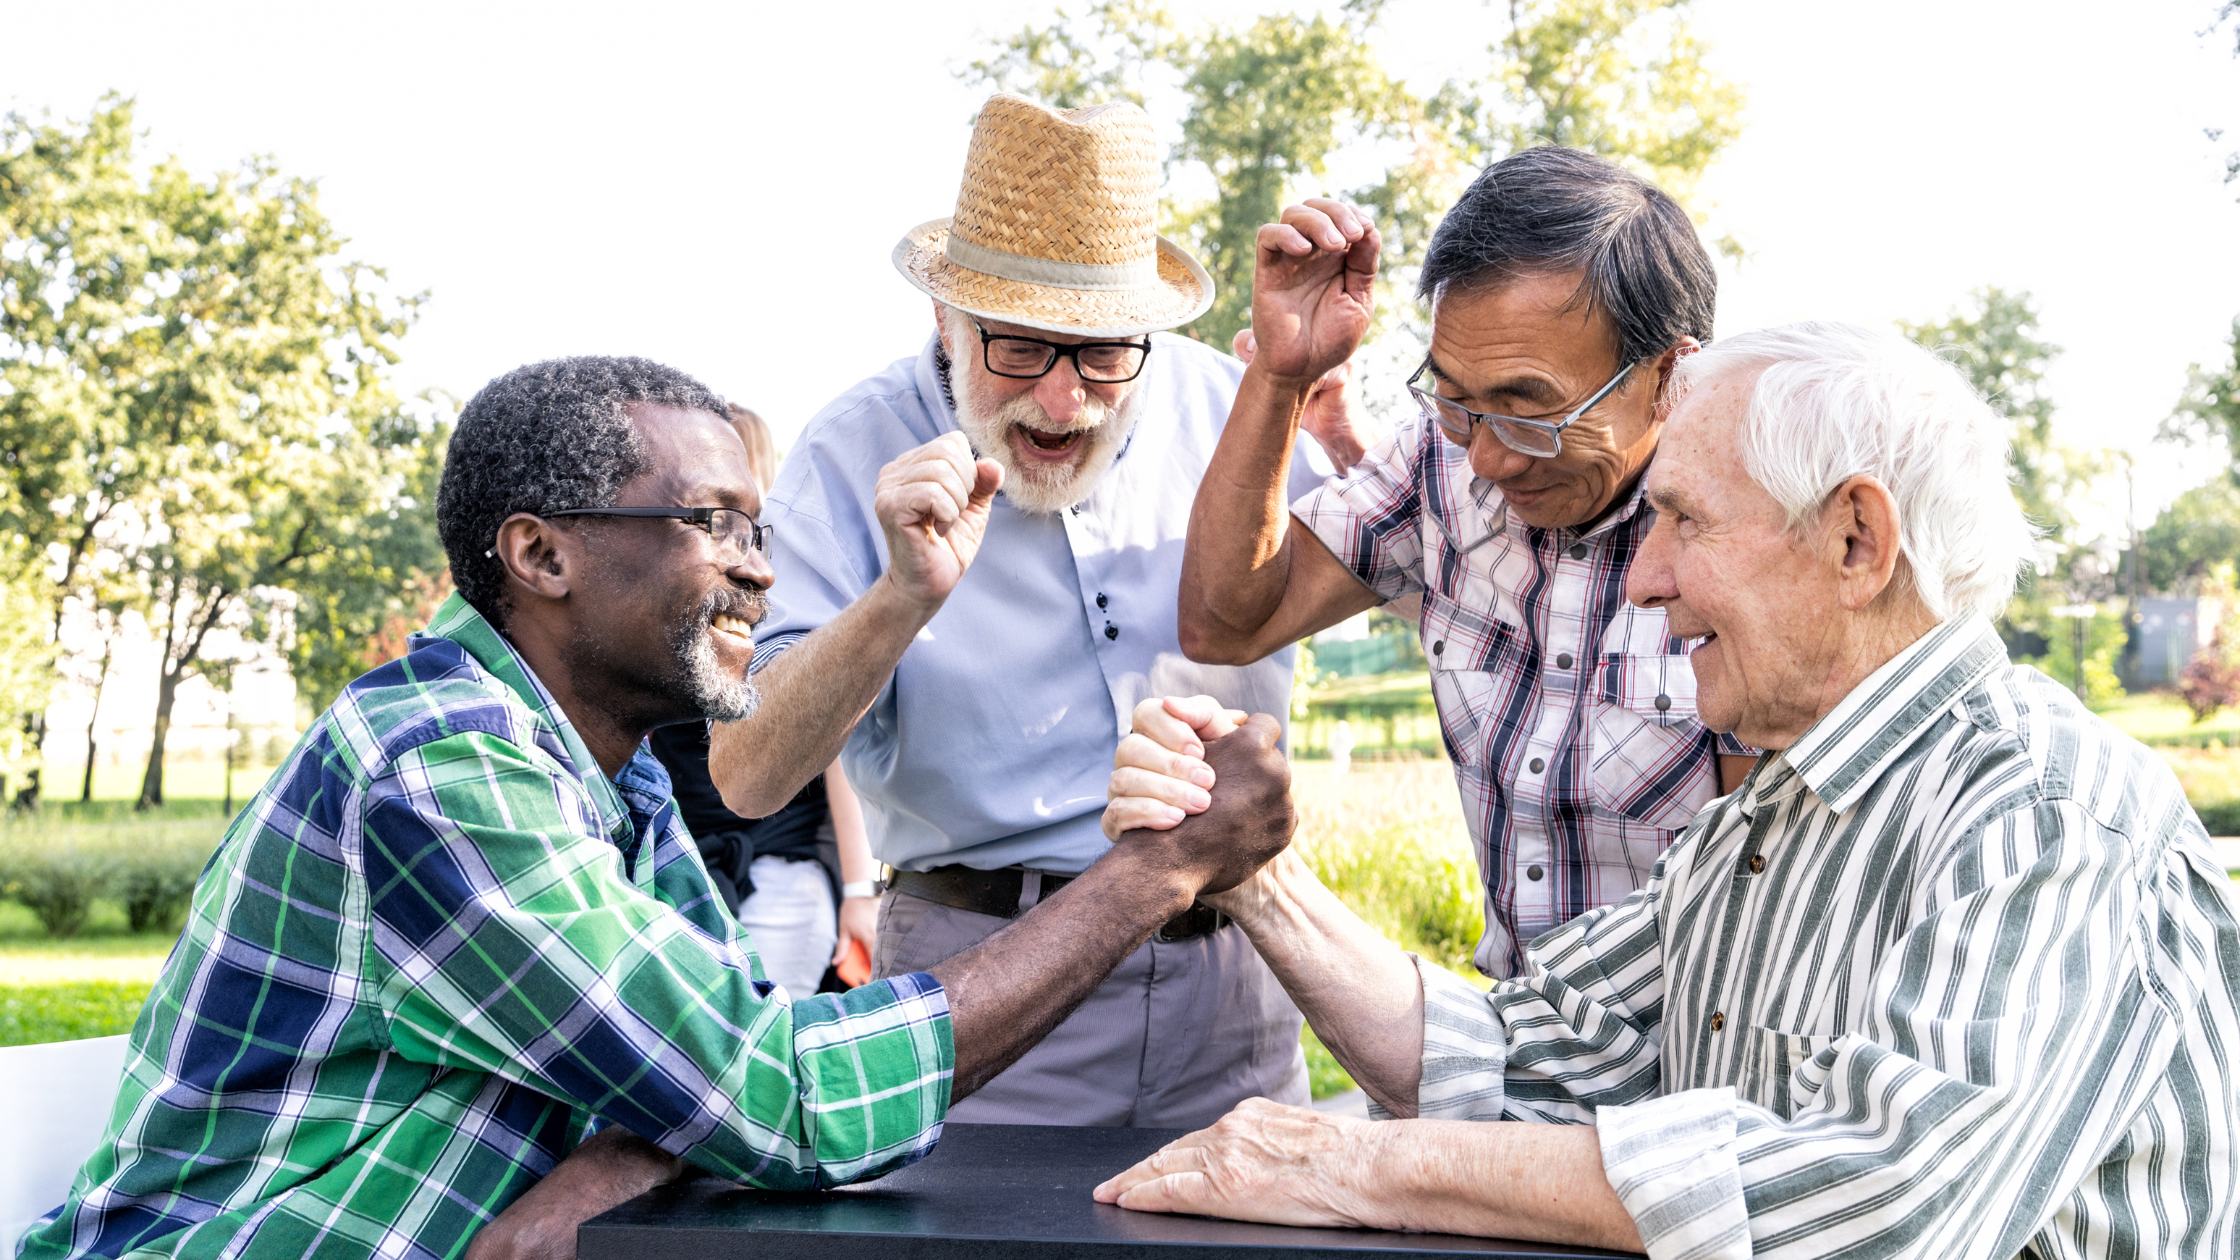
753;332;1322;874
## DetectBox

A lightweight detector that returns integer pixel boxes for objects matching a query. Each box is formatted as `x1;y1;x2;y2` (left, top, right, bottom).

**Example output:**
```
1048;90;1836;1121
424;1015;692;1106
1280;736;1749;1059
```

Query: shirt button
1432;640;1445;656
1709;1012;1726;1033
1555;653;1573;669
1528;757;1544;773
1104;623;1119;640
1526;865;1544;881
1654;694;1671;711
1568;544;1587;560
1096;592;1108;609
1748;854;1766;874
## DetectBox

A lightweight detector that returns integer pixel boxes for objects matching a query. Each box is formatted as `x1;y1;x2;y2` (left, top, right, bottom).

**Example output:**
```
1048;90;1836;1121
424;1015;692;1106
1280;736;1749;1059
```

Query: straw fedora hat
893;94;1214;338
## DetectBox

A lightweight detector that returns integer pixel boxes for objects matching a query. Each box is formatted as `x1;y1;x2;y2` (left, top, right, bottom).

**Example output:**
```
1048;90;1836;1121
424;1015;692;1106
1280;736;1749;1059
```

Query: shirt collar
1779;615;2007;815
416;591;640;847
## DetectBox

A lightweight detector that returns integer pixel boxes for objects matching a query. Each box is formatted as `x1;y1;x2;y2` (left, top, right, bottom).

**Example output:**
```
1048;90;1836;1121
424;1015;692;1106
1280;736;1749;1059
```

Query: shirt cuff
1372;955;1511;1122
747;630;806;677
1596;1086;1750;1260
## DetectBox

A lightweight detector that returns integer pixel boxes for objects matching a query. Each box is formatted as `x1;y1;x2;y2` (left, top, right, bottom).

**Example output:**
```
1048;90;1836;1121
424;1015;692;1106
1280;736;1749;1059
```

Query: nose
1467;426;1536;483
729;550;776;610
1628;513;1677;610
1032;356;1088;424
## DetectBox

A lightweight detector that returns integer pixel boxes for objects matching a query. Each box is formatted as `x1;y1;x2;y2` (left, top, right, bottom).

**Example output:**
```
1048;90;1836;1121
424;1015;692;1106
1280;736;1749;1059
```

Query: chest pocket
1587;617;1717;830
1420;593;1529;769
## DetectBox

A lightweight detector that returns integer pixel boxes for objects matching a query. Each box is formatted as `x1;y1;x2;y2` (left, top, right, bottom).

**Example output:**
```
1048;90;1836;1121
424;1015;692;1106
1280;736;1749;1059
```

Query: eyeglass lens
707;508;772;562
984;337;1147;382
1414;393;1561;458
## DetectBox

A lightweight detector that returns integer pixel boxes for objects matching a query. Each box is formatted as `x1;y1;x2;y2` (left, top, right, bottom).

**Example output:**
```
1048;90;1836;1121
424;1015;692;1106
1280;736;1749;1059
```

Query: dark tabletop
579;1122;1635;1260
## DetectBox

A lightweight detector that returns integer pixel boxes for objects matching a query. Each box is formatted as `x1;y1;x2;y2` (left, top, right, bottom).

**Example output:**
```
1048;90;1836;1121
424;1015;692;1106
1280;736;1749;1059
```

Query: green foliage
0;541;56;787
0;809;225;939
2009;601;2127;708
962;0;1746;351
1300;1023;1356;1100
2160;318;2240;480
1899;288;2076;536
2135;476;2240;591
1293;761;1483;975
0;980;150;1046
0;96;444;805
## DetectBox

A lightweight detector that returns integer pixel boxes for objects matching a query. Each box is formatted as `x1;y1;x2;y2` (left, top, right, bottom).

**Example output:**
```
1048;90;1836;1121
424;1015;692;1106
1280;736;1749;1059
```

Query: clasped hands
1094;694;1396;1228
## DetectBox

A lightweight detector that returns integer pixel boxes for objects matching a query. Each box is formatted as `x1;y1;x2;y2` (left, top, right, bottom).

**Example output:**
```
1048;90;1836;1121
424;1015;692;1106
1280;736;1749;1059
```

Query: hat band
943;234;1160;292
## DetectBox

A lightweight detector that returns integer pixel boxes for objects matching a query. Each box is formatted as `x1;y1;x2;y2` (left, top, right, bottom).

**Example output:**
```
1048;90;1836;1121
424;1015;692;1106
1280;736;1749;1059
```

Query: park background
3;0;2239;1101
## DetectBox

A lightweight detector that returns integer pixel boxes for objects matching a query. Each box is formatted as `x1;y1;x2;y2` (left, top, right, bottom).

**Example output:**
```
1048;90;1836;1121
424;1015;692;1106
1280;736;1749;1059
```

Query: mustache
694;584;768;625
994;386;1114;436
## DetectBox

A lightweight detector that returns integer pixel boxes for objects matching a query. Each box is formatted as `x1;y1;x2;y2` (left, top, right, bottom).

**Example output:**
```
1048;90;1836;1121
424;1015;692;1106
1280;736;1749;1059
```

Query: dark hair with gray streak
1419;147;1716;365
437;356;727;628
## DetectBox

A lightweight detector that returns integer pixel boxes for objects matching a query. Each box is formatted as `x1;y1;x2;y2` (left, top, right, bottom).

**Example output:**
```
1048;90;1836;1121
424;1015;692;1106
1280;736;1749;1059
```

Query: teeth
711;613;752;636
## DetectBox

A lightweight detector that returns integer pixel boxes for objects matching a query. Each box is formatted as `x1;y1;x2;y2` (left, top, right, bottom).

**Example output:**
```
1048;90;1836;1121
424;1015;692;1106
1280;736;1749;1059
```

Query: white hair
1670;321;2037;623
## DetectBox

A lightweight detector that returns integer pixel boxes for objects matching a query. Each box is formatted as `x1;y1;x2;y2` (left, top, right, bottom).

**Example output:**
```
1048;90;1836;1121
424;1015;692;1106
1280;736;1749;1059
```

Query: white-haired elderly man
1096;322;2240;1258
706;95;1364;1127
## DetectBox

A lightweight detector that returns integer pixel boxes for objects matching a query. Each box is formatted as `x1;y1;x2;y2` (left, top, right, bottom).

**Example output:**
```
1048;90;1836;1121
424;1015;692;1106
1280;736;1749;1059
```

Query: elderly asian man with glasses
1127;146;1755;984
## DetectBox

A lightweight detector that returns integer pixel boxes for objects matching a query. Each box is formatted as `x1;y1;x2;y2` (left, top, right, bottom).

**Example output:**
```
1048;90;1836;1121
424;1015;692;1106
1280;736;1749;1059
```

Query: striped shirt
1403;616;2240;1258
19;594;953;1260
1296;412;1749;976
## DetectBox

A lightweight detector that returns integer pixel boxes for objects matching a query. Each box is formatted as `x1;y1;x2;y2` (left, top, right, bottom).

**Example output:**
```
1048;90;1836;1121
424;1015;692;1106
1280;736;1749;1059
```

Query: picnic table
580;1122;1634;1260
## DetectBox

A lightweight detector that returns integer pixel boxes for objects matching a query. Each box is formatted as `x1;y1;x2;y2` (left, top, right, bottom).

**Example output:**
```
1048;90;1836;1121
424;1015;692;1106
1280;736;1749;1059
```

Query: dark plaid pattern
1297;414;1748;976
18;595;952;1260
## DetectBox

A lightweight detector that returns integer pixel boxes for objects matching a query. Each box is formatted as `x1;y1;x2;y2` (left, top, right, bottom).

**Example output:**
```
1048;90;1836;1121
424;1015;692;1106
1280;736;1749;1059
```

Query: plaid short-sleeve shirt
1296;414;1748;977
18;594;952;1260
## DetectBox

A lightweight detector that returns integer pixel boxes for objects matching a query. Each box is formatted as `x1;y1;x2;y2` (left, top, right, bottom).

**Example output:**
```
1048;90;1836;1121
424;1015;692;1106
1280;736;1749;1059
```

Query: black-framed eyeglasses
972;319;1153;383
541;507;773;564
1405;357;1640;459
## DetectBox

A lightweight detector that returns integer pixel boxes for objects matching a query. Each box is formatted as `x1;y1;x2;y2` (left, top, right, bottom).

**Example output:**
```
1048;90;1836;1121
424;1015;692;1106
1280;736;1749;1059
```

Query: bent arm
1179;362;1383;665
710;575;928;817
1209;852;1428;1115
364;735;951;1191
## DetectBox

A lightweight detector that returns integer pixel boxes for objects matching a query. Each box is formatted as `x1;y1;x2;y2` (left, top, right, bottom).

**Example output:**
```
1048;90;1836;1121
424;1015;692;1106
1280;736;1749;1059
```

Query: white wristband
841;880;882;900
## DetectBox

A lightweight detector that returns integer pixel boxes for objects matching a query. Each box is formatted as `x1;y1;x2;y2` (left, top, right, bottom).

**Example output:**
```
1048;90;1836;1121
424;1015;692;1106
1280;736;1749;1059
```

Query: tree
2160;317;2240;480
2131;475;2240;592
1;97;431;808
1899;288;2072;534
962;0;1746;351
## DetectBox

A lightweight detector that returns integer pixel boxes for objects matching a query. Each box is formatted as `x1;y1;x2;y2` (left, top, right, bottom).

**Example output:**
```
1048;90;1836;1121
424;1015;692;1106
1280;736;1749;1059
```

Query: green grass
38;759;276;805
2094;693;2240;749
0;979;152;1047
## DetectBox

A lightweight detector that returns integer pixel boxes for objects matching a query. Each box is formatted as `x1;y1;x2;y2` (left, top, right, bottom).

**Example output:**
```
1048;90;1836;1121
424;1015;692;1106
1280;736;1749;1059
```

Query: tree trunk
137;668;178;811
81;634;114;803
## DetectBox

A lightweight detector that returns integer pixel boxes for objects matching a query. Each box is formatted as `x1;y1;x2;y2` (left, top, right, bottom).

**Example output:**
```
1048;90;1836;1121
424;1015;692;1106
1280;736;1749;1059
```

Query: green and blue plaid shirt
20;594;953;1260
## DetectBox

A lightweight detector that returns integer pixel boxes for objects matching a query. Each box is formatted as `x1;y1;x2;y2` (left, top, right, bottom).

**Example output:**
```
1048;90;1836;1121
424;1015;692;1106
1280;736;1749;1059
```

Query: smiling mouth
710;612;756;642
1014;424;1088;458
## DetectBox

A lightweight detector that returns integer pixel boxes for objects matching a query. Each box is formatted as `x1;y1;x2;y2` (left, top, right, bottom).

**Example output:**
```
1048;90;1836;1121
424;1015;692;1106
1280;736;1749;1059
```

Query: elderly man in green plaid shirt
18;357;1297;1260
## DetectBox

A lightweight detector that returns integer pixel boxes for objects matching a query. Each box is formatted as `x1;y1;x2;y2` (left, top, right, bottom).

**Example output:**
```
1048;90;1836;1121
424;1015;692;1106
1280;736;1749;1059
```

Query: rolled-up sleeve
362;732;952;1189
1292;416;1436;603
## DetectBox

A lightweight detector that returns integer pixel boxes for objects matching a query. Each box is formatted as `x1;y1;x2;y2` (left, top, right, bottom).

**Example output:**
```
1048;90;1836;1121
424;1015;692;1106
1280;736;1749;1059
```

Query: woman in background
647;403;881;994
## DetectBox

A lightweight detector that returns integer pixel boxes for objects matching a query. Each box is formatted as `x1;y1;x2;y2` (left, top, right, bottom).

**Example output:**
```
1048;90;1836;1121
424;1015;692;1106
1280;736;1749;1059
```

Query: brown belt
890;865;1232;942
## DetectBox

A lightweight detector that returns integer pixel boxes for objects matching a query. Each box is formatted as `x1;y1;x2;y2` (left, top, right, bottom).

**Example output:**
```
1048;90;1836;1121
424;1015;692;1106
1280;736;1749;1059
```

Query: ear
491;513;579;605
1649;336;1701;423
1824;475;1905;613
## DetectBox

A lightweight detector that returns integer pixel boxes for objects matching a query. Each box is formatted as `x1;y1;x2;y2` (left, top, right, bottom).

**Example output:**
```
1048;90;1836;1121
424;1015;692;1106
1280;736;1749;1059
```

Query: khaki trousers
873;889;1309;1128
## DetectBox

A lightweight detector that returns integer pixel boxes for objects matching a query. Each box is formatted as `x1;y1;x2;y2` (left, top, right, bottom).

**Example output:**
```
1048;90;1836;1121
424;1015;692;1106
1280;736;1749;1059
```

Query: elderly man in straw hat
708;95;1366;1127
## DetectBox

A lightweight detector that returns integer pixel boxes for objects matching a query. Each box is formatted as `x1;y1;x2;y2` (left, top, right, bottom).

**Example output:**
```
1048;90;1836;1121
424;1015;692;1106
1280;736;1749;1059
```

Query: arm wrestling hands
711;432;1001;817
1097;699;1643;1253
471;714;1303;1260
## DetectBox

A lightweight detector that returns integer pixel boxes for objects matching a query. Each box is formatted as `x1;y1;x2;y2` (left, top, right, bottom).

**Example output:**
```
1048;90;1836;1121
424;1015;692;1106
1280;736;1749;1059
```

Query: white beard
944;312;1145;515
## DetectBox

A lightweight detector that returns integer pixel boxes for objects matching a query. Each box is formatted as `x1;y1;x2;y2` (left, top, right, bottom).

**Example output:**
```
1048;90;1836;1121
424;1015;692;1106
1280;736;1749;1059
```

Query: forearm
711;576;931;817
932;845;1197;1099
1355;1120;1641;1252
465;1126;686;1260
1216;852;1426;1114
1179;362;1317;663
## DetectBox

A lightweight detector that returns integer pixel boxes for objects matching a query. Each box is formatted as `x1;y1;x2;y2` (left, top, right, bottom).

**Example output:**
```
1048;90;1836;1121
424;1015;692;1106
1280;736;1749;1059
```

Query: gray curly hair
437;356;727;628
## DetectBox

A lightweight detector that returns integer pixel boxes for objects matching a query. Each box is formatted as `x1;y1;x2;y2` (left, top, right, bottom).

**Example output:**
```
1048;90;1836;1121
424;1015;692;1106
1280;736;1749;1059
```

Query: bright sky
7;0;2237;544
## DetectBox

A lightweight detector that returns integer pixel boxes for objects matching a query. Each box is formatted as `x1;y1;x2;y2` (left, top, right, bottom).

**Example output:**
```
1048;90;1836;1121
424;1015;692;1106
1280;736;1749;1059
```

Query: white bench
0;1035;130;1254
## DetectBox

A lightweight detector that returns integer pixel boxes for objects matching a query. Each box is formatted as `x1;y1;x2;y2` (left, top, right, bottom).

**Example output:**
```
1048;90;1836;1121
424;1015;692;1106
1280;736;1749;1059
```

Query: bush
0;837;112;937
1292;759;1484;977
118;844;208;934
